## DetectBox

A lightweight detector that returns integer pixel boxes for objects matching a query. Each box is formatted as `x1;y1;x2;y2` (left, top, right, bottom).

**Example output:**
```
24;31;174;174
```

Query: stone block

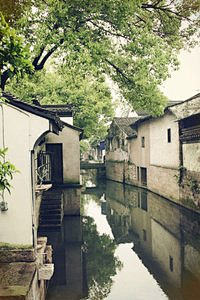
38;263;54;280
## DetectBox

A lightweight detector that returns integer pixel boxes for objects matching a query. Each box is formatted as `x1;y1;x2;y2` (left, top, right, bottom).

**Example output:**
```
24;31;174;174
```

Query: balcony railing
36;152;52;185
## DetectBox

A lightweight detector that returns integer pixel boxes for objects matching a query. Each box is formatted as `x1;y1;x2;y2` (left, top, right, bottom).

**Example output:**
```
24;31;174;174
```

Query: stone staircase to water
39;189;64;228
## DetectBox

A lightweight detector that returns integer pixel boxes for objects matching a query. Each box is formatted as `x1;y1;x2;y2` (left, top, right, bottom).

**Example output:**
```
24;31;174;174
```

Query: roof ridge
2;92;63;132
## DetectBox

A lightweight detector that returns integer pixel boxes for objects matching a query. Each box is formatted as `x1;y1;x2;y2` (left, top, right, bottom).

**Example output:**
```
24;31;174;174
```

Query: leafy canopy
0;12;33;90
1;0;200;120
8;58;114;139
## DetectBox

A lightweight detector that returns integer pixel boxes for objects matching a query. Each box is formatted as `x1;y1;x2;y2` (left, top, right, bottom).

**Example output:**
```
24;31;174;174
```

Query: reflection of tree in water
82;216;122;300
81;169;98;187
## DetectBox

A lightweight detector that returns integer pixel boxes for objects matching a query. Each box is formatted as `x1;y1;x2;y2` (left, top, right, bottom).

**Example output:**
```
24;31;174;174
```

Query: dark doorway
140;167;147;186
46;143;63;184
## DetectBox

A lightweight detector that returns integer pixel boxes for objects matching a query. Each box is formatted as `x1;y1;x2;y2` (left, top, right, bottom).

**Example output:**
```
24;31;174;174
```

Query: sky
161;46;200;101
108;45;200;117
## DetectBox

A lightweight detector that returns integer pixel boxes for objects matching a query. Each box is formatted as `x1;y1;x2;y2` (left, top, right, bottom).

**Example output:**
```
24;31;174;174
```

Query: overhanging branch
105;59;133;84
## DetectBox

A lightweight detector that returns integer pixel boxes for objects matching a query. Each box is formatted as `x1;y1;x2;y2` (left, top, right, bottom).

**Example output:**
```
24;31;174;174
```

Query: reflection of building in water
106;181;132;243
43;216;87;300
105;180;200;299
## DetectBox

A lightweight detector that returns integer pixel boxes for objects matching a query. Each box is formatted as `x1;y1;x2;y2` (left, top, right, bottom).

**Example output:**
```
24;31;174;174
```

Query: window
141;190;148;211
143;229;147;241
37;151;52;184
117;138;120;148
141;167;147;186
137;167;140;181
167;128;171;143
141;136;145;148
169;256;173;272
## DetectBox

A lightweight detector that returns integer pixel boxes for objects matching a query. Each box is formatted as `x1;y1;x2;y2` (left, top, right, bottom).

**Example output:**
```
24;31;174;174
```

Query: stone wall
148;165;180;202
124;162;138;186
106;161;125;183
180;170;200;210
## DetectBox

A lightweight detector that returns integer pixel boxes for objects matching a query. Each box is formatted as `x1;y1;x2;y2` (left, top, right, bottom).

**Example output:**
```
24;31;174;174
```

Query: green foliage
83;216;122;299
0;12;33;90
3;0;200;120
0;242;32;250
80;140;90;158
0;148;18;196
8;63;114;139
0;0;30;25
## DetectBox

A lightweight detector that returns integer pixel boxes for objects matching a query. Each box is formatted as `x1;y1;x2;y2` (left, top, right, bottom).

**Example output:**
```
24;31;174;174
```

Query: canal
43;170;200;300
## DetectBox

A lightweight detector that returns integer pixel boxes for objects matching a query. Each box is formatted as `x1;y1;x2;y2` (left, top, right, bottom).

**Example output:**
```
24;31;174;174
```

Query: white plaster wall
0;103;50;245
0;104;33;245
46;126;80;184
150;113;179;168
183;143;200;172
29;115;50;150
106;148;129;162
61;117;73;125
129;122;150;167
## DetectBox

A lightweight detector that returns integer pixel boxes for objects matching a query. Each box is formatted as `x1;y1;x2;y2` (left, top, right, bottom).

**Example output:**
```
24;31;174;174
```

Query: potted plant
0;148;18;211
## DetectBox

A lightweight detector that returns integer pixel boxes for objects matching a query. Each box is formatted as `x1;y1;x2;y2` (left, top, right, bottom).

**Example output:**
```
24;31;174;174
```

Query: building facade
105;94;200;210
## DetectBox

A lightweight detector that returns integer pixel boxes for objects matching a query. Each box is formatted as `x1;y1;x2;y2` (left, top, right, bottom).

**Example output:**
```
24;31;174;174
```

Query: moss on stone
182;198;200;211
0;242;32;250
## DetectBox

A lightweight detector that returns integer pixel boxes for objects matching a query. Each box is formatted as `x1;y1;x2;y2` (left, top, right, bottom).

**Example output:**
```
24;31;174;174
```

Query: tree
82;216;122;300
0;0;30;25
0;13;33;90
8;59;114;138
3;0;200;113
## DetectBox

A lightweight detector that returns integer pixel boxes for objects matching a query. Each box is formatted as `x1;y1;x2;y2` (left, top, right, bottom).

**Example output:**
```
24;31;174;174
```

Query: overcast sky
161;46;200;101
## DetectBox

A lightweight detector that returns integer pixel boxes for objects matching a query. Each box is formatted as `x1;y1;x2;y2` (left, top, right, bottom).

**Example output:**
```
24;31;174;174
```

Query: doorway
140;167;147;186
46;143;63;184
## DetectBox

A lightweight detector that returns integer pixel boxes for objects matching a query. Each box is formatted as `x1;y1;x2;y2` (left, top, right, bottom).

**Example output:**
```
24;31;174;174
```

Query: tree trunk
0;71;10;91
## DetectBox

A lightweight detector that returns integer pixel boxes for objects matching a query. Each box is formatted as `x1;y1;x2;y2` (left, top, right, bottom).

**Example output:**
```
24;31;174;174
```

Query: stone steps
39;190;64;228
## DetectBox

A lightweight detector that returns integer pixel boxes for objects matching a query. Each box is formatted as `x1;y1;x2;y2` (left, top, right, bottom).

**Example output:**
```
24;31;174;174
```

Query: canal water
44;171;200;300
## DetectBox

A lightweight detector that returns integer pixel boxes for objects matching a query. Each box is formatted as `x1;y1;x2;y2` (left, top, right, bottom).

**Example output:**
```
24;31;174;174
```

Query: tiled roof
113;117;140;137
135;100;182;117
2;92;63;133
166;94;200;119
42;104;73;117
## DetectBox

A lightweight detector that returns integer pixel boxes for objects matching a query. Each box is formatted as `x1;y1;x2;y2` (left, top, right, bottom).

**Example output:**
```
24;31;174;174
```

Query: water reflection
105;180;200;300
82;215;122;300
44;175;200;300
42;216;88;300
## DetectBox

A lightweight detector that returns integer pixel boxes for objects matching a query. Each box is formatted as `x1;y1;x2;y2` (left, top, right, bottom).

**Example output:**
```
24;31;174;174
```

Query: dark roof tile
2;92;63;133
113;117;140;137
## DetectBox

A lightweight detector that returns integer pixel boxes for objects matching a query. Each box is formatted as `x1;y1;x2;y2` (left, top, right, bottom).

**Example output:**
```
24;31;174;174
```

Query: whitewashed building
0;92;82;246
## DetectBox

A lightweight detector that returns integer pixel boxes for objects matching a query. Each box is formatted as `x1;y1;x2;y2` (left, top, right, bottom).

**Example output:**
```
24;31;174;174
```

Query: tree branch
105;59;133;84
141;2;191;21
1;70;10;91
33;38;64;71
88;20;130;40
32;46;45;68
34;45;58;71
